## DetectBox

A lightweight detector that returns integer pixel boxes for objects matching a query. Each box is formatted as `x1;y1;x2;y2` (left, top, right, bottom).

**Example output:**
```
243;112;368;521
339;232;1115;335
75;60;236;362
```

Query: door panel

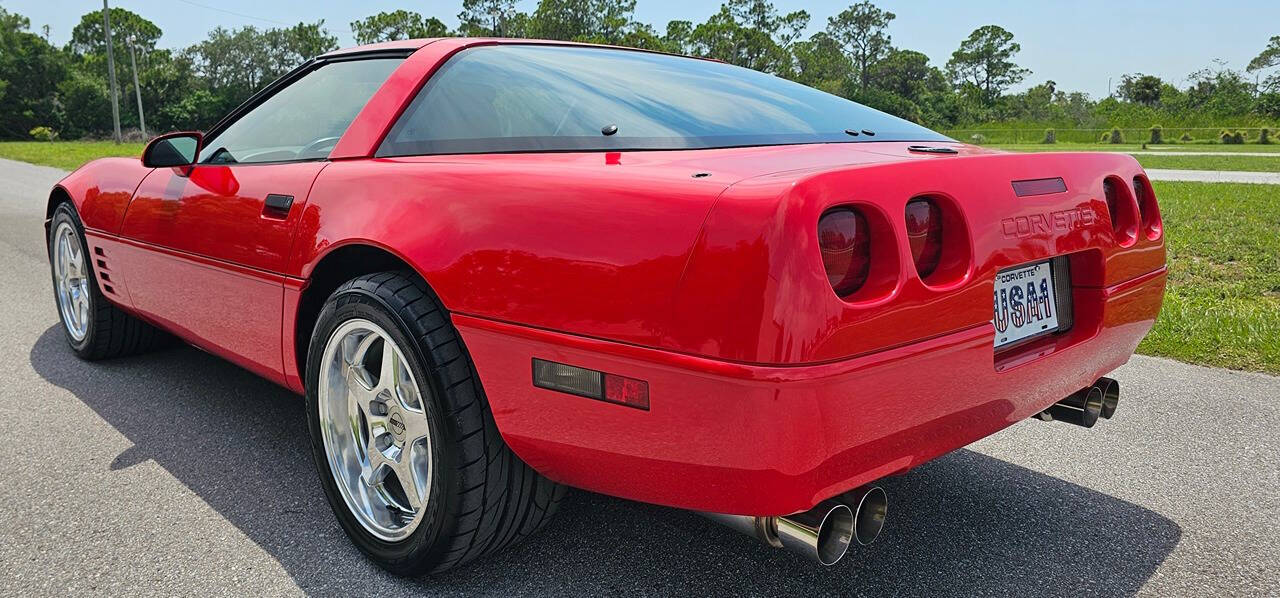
118;162;326;381
123;163;325;272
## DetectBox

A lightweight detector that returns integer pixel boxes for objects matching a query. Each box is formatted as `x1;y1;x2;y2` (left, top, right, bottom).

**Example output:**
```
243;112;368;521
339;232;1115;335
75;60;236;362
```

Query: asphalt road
1;157;1277;597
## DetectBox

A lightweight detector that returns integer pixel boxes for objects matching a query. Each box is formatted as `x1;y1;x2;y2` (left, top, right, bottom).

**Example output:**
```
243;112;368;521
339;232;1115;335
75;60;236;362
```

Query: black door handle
263;194;294;218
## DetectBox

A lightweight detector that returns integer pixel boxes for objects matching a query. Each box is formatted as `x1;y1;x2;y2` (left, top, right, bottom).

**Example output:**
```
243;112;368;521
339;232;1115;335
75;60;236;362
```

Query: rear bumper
455;268;1165;516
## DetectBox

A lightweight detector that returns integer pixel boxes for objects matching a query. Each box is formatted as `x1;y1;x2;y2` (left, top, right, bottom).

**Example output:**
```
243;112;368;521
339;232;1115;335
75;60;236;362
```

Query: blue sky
9;0;1280;98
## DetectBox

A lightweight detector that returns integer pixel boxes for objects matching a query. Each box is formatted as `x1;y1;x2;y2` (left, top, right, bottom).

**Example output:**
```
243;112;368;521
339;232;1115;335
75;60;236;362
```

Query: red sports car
45;38;1165;572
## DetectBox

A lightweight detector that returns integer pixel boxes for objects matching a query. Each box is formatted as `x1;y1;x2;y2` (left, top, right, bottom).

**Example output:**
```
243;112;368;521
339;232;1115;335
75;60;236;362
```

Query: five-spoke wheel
52;221;91;342
318;318;433;541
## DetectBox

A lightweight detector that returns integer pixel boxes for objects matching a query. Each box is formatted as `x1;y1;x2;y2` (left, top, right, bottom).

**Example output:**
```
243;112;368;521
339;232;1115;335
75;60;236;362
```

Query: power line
169;0;356;33
171;0;291;27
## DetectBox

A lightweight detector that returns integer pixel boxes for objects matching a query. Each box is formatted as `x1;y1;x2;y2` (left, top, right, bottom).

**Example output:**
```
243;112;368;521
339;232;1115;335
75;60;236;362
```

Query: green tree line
2;1;1279;141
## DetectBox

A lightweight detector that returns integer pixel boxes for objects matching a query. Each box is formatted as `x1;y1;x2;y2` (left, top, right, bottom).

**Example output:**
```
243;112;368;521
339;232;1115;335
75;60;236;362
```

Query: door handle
263;194;294;218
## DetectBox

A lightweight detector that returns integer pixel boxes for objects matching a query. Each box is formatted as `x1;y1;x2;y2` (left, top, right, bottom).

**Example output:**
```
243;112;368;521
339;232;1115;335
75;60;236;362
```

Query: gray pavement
1;157;1277;596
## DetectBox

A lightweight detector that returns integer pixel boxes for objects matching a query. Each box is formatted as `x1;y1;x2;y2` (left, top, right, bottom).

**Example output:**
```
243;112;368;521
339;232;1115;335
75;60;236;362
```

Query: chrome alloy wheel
318;319;433;541
53;221;91;341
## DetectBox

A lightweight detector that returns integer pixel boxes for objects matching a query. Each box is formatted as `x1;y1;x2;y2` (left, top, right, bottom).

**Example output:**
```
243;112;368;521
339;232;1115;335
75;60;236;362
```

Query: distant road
1145;169;1280;184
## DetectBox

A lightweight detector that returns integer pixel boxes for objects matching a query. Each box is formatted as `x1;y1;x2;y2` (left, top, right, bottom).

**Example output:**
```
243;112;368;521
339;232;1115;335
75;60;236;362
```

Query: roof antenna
601;124;619;136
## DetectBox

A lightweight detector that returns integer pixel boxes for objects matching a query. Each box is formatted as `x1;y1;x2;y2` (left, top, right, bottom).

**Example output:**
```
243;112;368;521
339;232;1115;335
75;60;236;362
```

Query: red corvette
45;38;1165;571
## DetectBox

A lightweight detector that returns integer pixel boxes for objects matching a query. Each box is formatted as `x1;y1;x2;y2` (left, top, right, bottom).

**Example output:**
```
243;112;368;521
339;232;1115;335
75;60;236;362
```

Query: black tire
305;271;564;575
48;202;170;360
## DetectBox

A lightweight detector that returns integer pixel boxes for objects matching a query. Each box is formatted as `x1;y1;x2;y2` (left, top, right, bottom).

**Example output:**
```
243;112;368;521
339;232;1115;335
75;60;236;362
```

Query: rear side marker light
532;359;649;410
818;208;872;296
905;198;943;278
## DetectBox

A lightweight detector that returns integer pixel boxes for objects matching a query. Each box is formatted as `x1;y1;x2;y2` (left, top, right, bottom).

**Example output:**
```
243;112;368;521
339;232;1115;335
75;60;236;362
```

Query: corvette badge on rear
993;261;1060;348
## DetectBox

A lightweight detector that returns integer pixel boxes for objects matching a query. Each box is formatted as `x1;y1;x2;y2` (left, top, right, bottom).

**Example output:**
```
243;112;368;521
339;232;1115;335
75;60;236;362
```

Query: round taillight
905;198;943;278
818;208;871;296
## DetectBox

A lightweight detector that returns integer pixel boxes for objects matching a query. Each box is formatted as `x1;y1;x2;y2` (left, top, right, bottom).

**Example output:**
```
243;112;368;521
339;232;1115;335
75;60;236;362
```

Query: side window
199;58;403;165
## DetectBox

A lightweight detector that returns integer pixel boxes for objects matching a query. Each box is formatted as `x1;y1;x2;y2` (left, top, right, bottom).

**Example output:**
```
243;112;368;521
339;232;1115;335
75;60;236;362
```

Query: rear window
378;45;949;156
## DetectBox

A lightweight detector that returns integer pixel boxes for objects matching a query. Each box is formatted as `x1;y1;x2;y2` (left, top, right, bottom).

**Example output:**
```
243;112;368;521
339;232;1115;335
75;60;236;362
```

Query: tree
68;8;161;59
825;1;895;93
792;32;852;94
0;7;66;138
185;21;337;116
1248;35;1280;93
351;10;449;44
1117;73;1163;106
662;20;695;54
946;25;1029;105
528;0;638;44
458;0;525;37
685;2;806;75
1185;64;1255;115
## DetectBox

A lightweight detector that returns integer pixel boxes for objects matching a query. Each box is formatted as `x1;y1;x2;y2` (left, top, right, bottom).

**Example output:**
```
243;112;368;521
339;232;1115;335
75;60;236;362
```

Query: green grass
1137;181;1280;374
1135;155;1280;173
0;141;146;171
990;143;1280;153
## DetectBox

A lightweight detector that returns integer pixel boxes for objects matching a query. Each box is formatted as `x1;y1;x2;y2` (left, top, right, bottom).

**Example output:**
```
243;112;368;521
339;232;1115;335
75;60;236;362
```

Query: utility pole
127;35;146;138
102;0;122;144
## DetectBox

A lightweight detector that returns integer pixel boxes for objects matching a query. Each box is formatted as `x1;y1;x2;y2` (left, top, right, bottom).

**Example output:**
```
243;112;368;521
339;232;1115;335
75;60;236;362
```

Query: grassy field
989;143;1280;153
989;143;1280;173
0;141;146;171
1135;155;1280;173
1138;181;1280;374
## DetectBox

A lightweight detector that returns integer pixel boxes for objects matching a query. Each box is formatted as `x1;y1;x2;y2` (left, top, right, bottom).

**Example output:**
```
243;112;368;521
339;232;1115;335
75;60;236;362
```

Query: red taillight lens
1133;175;1162;238
818;208;871;296
905;198;943;278
1103;178;1119;231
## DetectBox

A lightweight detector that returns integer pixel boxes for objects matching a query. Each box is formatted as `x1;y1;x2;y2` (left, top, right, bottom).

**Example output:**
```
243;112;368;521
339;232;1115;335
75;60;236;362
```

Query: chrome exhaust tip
842;485;888;546
776;501;854;566
701;497;867;566
1096;377;1119;419
1043;385;1104;428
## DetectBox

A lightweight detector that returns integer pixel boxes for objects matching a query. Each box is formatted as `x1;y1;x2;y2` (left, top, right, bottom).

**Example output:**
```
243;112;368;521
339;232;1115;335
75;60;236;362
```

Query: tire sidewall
304;284;457;573
48;204;95;355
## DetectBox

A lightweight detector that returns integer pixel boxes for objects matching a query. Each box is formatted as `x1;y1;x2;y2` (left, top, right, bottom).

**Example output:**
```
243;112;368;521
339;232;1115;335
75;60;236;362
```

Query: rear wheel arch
294;243;439;384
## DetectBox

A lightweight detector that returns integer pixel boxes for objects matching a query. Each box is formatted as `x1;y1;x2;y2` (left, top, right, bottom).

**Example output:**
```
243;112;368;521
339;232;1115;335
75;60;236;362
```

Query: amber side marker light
532;358;650;410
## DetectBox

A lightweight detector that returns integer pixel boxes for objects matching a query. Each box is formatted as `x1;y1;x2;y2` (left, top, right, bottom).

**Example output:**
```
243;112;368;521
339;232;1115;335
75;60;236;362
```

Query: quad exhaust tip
1039;377;1120;427
701;484;886;566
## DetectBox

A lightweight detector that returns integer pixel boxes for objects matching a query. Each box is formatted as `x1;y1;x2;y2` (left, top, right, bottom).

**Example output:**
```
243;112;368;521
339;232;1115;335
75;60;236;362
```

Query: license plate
993;261;1061;349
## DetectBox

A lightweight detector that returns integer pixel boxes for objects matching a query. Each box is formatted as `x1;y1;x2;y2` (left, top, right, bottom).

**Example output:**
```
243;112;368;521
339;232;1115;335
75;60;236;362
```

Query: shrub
1100;131;1111;143
1042;128;1056;144
1109;127;1124;144
1149;125;1163;145
1260;128;1272;145
1179;132;1195;142
28;126;57;142
1221;130;1239;144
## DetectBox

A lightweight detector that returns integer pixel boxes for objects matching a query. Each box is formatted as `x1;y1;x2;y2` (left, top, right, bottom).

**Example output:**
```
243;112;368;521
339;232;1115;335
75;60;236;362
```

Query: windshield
378;45;950;156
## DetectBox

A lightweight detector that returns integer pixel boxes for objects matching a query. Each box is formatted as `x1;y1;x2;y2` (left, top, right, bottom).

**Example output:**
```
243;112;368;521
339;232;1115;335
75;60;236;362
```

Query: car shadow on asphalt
31;326;1182;596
